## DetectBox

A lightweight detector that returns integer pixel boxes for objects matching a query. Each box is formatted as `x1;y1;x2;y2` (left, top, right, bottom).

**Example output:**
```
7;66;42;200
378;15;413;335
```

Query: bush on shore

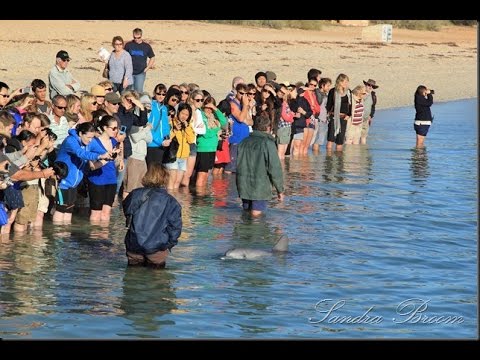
203;20;476;31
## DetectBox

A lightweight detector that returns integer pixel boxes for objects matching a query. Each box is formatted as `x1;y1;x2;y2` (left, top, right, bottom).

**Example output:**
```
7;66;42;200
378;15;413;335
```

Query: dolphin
221;236;289;260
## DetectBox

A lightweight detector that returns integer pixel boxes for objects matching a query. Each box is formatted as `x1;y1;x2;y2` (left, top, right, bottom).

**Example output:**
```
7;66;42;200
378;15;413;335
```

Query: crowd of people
0;27;398;267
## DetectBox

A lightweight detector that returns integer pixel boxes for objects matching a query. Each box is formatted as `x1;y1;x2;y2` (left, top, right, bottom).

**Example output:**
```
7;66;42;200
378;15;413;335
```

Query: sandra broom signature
308;298;464;325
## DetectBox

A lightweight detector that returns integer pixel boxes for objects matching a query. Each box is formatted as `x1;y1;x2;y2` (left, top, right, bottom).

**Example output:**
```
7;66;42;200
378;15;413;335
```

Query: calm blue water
0;98;477;339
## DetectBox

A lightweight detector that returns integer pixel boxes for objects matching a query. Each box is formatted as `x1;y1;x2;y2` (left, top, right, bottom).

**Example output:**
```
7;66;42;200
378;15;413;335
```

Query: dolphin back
272;236;289;252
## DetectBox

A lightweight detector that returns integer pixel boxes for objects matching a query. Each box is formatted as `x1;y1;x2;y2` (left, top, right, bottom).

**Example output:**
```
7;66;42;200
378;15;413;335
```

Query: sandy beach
0;20;476;109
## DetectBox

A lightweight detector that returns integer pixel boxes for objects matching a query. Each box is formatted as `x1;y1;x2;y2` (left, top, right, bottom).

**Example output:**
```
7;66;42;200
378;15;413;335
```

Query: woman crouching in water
123;163;182;269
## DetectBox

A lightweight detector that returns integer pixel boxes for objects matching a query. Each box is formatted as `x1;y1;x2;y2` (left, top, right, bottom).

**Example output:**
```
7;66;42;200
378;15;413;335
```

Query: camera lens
111;152;118;159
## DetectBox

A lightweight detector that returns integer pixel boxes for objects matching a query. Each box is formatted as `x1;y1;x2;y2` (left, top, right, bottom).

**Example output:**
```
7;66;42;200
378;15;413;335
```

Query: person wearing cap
91;85;107;110
360;79;378;144
48;50;80;101
254;71;267;93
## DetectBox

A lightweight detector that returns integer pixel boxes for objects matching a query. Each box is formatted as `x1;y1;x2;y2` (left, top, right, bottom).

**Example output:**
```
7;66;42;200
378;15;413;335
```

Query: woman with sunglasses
195;96;228;189
116;91;148;200
146;83;170;168
78;93;98;124
87;115;121;223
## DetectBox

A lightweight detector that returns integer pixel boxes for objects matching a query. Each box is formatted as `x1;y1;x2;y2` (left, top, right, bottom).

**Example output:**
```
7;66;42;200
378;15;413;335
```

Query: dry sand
0;20;476;109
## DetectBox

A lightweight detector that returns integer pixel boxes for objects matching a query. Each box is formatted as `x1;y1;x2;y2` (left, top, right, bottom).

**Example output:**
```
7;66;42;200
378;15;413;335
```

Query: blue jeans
133;72;146;94
116;158;128;195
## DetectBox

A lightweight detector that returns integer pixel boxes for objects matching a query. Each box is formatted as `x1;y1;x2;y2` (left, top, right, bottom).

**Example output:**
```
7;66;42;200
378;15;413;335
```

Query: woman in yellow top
165;103;195;189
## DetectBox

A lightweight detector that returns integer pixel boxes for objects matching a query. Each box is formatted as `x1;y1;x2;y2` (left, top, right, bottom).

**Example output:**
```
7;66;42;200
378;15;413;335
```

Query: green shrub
450;20;477;26
202;20;325;31
370;20;450;31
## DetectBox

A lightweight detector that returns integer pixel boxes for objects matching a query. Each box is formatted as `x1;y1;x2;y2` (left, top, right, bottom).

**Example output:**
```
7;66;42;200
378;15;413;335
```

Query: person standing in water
414;85;434;148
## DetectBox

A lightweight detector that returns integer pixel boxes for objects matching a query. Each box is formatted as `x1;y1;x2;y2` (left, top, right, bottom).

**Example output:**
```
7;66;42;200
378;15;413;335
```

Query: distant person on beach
414;85;434;148
48;50;81;100
360;79;378;144
125;28;155;94
123;163;182;269
236;115;284;217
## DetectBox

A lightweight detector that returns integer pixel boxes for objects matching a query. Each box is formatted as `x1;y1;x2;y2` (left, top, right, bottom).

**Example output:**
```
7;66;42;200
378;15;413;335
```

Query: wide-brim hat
363;79;379;89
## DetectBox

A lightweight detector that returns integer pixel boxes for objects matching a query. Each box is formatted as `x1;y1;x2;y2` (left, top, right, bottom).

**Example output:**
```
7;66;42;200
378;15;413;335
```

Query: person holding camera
164;103;195;189
53;122;113;224
414;85;434;148
86;115;122;223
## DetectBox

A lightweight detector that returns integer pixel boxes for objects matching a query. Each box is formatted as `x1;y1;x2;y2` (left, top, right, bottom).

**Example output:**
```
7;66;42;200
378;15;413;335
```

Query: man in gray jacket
48;50;81;100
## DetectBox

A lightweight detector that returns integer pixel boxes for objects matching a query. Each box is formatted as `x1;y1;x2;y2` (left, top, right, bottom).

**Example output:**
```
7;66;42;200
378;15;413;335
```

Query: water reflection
342;145;373;184
322;151;345;183
0;233;54;317
119;267;177;336
410;147;430;183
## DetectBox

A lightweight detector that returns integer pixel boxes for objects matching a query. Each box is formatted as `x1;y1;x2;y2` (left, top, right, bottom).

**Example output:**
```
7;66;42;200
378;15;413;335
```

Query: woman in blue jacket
53;122;112;224
123;162;182;269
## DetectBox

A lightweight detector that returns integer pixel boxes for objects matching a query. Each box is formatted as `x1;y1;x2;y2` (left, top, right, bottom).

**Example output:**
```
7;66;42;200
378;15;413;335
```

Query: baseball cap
56;50;71;61
265;71;277;82
105;92;121;104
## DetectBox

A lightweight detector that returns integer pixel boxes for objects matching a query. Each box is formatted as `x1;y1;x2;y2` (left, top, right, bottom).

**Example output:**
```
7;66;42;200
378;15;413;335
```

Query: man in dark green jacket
236;115;284;216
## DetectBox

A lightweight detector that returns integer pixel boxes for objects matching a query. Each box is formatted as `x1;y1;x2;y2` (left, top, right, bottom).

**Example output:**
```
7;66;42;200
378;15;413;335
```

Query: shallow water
0;98;477;338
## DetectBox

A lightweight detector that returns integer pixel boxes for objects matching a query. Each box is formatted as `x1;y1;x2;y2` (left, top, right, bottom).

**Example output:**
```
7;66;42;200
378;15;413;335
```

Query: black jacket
414;93;433;121
123;187;182;254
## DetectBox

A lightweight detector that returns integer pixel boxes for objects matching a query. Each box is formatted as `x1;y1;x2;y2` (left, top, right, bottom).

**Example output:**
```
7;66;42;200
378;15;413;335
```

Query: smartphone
119;125;127;135
22;86;32;94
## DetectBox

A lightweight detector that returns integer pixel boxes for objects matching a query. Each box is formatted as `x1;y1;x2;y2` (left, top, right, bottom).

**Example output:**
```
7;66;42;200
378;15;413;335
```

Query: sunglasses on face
194;98;204;103
133;36;142;40
155;92;166;96
308;83;317;87
181;91;189;95
0;94;8;98
91;101;98;106
54;105;67;110
108;126;118;131
238;91;247;95
104;87;113;91
170;98;179;103
247;92;256;96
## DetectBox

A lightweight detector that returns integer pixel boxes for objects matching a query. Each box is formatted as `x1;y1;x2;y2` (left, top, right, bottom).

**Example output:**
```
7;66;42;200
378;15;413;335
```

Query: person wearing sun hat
48;50;81;100
91;84;107;109
360;78;378;144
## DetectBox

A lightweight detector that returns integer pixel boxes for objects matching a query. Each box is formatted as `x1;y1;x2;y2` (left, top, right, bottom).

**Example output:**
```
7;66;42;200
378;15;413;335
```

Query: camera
43;128;58;142
111;152;118;159
430;90;435;95
0;173;14;187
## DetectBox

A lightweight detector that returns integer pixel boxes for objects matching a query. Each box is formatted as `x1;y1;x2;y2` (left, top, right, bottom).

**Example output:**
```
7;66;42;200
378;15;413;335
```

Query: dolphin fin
272;236;289;252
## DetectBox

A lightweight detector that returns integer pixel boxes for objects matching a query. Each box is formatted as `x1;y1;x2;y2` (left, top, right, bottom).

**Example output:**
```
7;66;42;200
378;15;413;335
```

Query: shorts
195;152;216;173
327;117;347;145
88;182;117;210
126;250;168;268
124;158;147;193
56;186;78;213
165;158;187;172
276;126;292;145
414;124;430;136
293;132;304;140
16;184;39;225
242;199;268;212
